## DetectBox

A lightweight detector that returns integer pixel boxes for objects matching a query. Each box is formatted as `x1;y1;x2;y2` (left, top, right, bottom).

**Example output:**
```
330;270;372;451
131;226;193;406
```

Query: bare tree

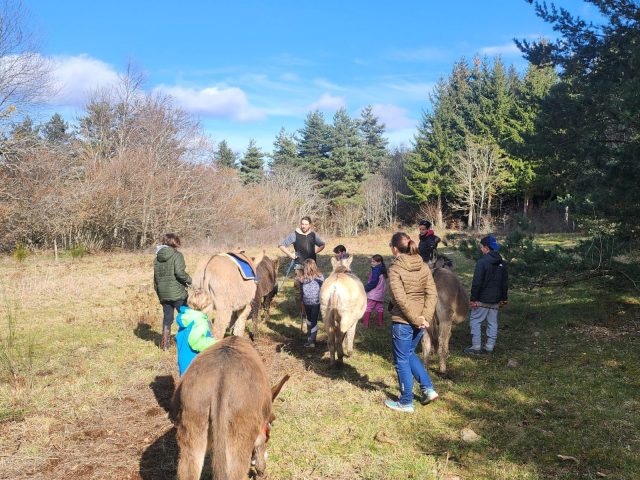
0;0;52;120
451;140;503;229
261;166;327;226
362;174;396;232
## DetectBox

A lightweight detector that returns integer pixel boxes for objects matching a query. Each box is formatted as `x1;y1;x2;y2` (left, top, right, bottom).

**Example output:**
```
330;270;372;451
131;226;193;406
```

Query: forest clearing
1;233;638;479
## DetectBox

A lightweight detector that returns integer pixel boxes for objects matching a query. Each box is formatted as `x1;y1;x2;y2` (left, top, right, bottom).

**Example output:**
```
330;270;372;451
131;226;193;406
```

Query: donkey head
330;255;353;273
428;254;453;271
250;374;290;475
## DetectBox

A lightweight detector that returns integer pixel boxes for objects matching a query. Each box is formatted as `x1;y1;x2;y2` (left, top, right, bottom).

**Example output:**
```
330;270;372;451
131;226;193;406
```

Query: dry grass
0;232;639;479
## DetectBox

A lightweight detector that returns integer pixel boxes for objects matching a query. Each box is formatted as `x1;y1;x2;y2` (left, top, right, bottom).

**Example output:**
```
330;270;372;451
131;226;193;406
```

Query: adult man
418;220;441;263
278;216;326;272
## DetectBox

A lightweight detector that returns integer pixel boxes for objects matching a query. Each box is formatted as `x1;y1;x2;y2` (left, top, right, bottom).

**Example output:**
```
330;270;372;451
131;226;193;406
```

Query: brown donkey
421;259;469;375
194;251;265;339
173;336;289;479
250;255;280;327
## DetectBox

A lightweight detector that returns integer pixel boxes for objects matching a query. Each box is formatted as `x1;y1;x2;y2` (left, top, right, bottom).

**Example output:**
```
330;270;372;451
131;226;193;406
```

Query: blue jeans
392;322;434;405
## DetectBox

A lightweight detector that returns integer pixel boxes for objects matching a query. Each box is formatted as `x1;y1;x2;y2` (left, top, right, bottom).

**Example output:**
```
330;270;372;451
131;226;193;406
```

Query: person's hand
470;301;480;308
499;300;508;307
417;316;429;329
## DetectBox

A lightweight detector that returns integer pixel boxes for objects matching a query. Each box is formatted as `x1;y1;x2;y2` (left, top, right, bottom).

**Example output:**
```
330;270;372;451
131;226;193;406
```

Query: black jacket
418;233;440;263
470;252;508;304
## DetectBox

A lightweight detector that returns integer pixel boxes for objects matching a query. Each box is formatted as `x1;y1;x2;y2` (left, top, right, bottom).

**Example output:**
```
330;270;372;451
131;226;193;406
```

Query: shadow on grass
134;321;162;347
263;305;395;395
140;375;179;480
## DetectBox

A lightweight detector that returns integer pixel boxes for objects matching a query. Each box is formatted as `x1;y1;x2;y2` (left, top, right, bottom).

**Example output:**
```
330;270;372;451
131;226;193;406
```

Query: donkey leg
344;320;357;357
176;420;208;480
437;316;453;375
232;304;252;337
421;331;432;370
213;307;231;339
336;330;346;364
324;316;336;366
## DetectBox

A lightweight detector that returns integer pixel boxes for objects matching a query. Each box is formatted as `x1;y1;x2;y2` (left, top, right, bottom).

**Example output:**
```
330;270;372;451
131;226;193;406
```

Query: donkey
251;256;280;327
421;257;469;375
194;251;264;339
320;256;367;366
172;336;289;480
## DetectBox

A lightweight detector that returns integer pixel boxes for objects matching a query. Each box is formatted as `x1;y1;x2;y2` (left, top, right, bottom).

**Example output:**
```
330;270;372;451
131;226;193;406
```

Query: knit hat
480;235;501;251
419;220;432;229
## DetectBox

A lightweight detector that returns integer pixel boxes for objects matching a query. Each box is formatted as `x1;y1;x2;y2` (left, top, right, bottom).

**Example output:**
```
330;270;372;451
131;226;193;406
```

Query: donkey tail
210;377;230;479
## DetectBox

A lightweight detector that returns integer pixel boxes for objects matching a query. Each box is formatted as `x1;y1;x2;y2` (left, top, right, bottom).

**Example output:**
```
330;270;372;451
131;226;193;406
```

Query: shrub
11;244;29;262
69;244;88;259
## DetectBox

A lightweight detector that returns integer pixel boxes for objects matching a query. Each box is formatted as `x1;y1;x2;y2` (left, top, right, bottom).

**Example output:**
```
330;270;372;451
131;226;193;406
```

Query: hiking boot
161;327;171;351
304;342;316;348
463;346;483;356
482;346;494;354
384;400;415;413
420;388;439;405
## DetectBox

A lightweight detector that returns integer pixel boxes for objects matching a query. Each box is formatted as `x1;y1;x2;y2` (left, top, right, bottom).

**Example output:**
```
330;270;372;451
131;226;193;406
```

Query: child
363;254;387;327
296;259;324;347
464;235;508;355
333;244;349;261
175;288;218;376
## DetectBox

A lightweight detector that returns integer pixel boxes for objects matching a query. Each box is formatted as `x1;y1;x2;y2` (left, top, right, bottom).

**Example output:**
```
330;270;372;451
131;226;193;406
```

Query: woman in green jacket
154;233;192;350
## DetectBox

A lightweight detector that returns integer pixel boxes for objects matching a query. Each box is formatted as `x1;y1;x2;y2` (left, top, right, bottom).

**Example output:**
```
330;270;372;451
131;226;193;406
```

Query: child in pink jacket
363;254;388;327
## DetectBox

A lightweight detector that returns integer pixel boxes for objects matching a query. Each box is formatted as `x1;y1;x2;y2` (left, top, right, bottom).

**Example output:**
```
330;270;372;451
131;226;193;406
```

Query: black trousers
161;299;185;329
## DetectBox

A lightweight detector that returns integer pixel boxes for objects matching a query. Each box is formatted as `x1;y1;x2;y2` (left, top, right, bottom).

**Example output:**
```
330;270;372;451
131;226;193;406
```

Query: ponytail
390;232;418;255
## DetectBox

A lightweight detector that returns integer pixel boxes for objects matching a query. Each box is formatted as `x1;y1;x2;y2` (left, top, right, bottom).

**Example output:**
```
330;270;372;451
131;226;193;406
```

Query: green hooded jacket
154;246;192;302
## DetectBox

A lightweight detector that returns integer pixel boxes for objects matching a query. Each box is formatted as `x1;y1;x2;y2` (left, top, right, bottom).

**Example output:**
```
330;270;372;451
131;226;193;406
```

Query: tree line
0;0;637;252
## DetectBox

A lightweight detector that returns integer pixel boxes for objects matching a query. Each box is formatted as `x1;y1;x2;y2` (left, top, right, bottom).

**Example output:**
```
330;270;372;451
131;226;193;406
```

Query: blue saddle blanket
224;252;257;281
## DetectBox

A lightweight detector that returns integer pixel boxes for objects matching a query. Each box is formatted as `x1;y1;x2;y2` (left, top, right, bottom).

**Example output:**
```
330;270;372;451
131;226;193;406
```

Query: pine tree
240;139;264;184
312;108;367;200
298;110;332;170
403;62;472;224
42;113;71;144
518;0;640;227
215;139;238;169
270;128;299;169
10;115;38;140
359;105;389;173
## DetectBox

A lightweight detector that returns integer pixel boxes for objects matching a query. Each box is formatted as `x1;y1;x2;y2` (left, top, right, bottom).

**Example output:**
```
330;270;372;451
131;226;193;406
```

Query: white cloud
386;126;417;149
280;72;299;82
307;93;345;112
155;84;264;121
49;54;120;106
480;43;521;56
384;81;436;100
313;78;345;91
371;104;415;131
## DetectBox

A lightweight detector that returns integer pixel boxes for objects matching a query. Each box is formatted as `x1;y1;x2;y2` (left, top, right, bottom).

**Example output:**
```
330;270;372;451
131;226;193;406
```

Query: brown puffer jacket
388;253;438;327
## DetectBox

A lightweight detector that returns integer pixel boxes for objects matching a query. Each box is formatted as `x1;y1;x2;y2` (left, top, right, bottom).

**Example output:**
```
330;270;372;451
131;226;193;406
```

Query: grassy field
0;233;639;479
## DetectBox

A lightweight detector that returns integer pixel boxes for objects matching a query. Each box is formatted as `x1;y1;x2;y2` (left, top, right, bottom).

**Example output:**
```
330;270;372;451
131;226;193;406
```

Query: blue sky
28;0;598;155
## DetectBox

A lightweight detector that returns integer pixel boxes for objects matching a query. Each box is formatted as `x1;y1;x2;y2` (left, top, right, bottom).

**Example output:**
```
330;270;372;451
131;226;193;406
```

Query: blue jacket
175;306;216;376
364;264;387;292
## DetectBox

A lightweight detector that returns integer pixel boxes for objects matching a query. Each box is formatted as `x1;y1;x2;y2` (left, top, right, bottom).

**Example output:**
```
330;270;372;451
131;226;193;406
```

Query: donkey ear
331;257;338;269
344;255;353;269
271;374;290;401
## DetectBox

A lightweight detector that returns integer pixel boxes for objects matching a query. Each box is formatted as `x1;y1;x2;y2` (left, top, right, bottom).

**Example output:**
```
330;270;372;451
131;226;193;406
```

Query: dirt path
0;331;303;480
